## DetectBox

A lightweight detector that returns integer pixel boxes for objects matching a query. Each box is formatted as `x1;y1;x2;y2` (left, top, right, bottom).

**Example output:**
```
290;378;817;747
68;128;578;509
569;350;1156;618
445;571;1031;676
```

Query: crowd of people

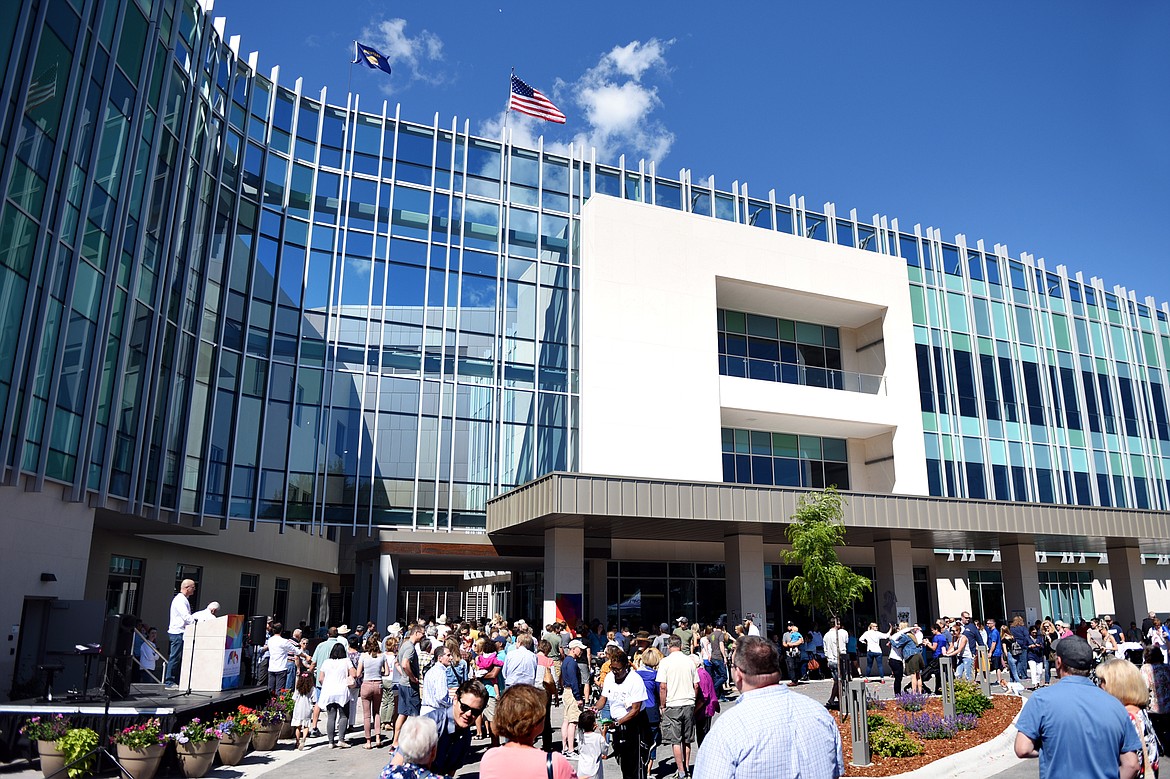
248;612;842;778
162;602;1170;778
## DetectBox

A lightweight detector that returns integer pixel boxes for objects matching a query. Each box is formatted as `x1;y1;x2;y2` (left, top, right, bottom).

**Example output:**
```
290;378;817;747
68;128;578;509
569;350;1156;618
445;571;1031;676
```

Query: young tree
782;487;871;621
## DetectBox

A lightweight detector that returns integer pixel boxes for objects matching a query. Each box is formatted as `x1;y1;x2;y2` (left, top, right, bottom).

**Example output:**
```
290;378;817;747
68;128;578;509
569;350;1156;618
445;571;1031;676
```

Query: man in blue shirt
422;679;488;776
922;622;948;695
1015;635;1140;778
694;635;842;779
984;619;1004;689
559;640;587;756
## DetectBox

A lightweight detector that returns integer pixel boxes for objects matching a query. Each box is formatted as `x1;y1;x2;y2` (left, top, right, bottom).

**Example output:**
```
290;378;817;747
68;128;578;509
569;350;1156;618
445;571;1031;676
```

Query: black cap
1055;635;1093;671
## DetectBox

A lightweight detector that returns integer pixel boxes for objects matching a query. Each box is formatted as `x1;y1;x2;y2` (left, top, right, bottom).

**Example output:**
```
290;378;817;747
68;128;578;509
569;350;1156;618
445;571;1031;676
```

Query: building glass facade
908;236;1170;508
1;0;1168;542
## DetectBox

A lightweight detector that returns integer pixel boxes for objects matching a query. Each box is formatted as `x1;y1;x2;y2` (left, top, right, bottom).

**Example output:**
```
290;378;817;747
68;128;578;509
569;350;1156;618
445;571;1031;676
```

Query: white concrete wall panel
578;195;927;494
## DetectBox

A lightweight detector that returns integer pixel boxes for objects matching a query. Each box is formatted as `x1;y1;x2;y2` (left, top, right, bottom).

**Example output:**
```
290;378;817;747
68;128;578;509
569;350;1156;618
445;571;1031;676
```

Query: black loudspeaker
249;616;268;645
103;655;134;699
101;613;136;657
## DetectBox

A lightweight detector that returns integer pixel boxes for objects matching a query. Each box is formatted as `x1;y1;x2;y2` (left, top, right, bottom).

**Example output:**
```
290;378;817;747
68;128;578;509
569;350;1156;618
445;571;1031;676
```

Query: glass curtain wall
1;0;1165;541
1037;570;1094;624
908;234;1170;510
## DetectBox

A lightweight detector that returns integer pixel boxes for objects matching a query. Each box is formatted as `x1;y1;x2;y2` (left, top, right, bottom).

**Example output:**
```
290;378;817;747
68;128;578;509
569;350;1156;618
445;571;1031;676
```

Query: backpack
892;632;917;655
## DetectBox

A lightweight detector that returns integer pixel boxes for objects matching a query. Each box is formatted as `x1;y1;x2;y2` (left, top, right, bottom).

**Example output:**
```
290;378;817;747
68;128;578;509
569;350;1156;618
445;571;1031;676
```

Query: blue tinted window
899;234;920;267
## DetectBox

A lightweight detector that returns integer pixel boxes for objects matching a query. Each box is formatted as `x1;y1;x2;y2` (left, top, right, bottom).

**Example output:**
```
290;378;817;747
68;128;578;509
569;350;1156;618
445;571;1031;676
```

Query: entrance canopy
487;472;1170;554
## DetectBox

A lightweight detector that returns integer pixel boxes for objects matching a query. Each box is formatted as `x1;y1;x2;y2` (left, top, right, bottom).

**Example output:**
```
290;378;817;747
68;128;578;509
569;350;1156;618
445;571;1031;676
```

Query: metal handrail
721;355;887;395
132;627;167;685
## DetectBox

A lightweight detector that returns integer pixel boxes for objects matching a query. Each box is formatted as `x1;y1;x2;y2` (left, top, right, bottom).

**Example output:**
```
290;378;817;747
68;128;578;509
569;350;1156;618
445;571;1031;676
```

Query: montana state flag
354;42;392;76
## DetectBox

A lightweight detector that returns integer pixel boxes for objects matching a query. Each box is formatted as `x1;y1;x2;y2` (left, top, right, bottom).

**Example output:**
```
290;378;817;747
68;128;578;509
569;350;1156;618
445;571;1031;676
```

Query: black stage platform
0;684;268;763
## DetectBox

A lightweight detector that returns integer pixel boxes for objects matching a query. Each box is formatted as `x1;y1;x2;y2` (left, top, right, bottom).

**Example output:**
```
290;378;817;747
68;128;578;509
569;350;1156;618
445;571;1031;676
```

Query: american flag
508;75;566;124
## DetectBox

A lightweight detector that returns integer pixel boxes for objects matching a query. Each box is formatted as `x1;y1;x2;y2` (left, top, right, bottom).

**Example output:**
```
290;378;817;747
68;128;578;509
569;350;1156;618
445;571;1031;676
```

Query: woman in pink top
694;657;719;747
479;685;577;779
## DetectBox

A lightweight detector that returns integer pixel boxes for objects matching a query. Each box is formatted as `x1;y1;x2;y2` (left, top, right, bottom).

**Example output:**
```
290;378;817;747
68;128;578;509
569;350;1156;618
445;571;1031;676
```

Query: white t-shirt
576;730;610;778
137;639;159;671
655;650;699;708
266;635;299;673
859;629;888;654
602;669;649;721
823;628;848;661
167;593;192;634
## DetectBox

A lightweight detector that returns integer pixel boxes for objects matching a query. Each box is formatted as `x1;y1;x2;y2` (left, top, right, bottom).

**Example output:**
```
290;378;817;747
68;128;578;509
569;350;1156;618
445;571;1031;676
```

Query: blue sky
214;1;1170;306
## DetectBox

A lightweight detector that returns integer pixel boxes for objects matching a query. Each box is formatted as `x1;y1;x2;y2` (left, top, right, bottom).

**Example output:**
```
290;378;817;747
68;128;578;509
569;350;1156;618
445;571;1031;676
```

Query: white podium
178;614;244;691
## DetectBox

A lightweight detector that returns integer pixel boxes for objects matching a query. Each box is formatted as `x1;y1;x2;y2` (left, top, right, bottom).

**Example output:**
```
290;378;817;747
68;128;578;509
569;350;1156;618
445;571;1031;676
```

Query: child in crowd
292;671;315;749
575;709;610;779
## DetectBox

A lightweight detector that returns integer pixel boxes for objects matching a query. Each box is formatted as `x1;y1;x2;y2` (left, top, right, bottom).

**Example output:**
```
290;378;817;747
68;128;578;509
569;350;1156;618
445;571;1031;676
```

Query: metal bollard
940;655;956;718
977;646;992;696
848;678;870;766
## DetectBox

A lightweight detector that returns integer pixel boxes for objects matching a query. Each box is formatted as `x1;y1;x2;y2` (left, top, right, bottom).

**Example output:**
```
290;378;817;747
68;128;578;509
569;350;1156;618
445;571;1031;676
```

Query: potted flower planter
251;723;281;752
37;740;66;779
216;733;251;766
175;740;218;779
114;743;166;779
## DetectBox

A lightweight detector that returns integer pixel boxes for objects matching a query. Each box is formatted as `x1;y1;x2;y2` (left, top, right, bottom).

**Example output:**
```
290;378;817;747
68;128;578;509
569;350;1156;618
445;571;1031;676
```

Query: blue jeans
1006;652;1021;683
166;632;183;685
956;657;973;681
708;659;728;696
866;651;883;678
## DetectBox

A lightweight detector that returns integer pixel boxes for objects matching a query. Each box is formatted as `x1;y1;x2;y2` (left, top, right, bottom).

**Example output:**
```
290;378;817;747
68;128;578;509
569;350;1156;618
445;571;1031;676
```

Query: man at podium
165;579;197;688
193;602;221;621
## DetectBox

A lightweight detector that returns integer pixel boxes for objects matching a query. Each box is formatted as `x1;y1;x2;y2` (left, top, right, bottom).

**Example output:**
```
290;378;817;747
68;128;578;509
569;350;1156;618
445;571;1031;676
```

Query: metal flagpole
347;41;356;101
503;67;514;144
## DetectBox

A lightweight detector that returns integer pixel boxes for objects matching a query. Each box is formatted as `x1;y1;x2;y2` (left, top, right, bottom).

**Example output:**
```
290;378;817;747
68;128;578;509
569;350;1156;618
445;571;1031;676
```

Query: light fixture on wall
992;550;1001;563
40;572;57;582
1036;552;1048;564
947;550;955;562
1099;553;1109;564
1078;553;1086;564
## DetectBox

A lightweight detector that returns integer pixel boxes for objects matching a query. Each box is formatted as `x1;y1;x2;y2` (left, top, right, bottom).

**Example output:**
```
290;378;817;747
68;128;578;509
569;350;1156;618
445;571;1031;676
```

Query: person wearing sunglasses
423;678;489;776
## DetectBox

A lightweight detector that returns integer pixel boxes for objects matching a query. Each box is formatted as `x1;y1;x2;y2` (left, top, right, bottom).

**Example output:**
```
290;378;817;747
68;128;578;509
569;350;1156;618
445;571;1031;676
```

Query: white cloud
606;39;669;81
475;38;675;166
360;18;446;92
567;38;675;163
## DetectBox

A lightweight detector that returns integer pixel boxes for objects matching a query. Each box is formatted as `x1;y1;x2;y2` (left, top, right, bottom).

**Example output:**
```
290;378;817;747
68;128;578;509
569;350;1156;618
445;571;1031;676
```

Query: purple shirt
697;665;718;717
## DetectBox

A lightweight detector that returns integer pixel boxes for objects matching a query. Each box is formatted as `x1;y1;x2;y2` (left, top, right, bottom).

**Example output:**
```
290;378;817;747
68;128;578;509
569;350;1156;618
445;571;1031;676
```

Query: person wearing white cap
560;639;588;756
673;617;697;655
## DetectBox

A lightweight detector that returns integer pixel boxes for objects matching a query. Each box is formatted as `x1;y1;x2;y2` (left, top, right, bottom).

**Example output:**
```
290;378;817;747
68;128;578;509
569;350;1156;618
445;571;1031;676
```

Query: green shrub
57;728;98;778
869;723;924;757
954;680;994;717
867;713;891;732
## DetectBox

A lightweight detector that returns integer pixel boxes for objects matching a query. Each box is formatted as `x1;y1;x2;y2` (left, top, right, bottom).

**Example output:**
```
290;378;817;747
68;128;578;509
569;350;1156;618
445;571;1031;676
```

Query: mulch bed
838;694;1023;776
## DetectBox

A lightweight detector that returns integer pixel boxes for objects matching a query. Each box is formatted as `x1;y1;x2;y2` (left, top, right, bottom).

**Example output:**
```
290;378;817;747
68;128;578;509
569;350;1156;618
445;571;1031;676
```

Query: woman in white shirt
136;627;160;683
1149;618;1167;648
593;653;649;779
858;623;890;681
318;642;358;748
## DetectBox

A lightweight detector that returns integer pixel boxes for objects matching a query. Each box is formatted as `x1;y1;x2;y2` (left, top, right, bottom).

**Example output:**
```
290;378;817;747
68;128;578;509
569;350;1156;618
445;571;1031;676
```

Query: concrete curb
887;715;1022;778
